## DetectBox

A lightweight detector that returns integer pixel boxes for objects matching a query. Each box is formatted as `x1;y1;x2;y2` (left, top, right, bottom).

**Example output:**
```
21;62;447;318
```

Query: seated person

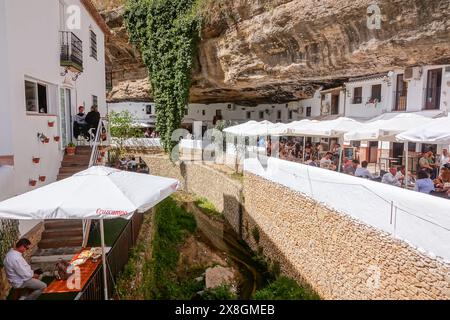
127;157;138;171
434;164;450;191
419;149;437;179
73;106;88;139
382;167;403;187
344;159;360;176
320;152;336;170
414;170;435;194
3;239;46;300
355;161;375;179
306;156;318;167
396;166;415;187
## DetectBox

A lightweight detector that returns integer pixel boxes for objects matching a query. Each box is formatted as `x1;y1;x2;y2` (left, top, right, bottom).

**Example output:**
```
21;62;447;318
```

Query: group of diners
259;136;450;198
115;156;149;174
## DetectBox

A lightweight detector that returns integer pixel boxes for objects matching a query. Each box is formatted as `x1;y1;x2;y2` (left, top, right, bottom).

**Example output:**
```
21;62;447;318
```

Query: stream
182;202;267;299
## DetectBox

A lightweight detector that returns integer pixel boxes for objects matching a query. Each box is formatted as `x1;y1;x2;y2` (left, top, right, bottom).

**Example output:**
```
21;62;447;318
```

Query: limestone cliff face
94;0;450;104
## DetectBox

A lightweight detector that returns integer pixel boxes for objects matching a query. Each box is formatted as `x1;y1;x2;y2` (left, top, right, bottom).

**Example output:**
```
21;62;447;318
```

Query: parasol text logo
96;209;128;217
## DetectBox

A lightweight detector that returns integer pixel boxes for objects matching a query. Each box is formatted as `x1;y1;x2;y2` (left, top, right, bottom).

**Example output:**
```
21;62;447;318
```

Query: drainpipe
343;87;347;117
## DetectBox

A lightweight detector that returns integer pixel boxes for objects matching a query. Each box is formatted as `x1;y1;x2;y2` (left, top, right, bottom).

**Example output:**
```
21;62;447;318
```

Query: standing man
438;149;450;170
3;239;47;300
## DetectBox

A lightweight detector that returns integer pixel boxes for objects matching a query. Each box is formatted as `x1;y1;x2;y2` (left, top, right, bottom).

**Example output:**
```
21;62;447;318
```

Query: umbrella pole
404;142;408;189
302;137;306;163
338;147;343;173
100;218;109;300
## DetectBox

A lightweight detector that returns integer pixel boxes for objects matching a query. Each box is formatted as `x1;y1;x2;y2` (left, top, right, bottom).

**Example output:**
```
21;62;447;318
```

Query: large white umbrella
292;117;363;137
396;116;450;144
344;113;434;142
223;121;259;135
0;166;180;299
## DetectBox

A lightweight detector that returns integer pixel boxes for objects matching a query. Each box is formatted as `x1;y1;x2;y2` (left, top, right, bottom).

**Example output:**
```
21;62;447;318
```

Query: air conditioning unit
404;67;422;81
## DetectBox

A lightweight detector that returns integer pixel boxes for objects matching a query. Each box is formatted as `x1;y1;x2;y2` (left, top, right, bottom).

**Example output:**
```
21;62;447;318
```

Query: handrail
82;118;109;247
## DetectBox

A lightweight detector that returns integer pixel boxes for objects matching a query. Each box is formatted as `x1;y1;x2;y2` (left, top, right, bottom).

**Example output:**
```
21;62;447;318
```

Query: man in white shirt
3;238;47;300
382;167;403;187
320;152;336;170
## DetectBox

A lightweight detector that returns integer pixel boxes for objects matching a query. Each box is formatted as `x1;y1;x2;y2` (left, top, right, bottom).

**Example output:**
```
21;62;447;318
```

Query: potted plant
32;157;40;164
66;142;76;156
39;176;46;182
54;136;61;142
48;120;55;127
29;179;37;187
44;137;50;144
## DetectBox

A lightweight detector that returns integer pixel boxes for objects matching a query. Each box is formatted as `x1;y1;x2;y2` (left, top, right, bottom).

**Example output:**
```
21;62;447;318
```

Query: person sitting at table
434;164;450;190
414;170;435;194
382;167;403;187
355;161;375;179
306;155;318;167
3;239;46;300
344;159;360;176
320;152;336;170
395;166;415;187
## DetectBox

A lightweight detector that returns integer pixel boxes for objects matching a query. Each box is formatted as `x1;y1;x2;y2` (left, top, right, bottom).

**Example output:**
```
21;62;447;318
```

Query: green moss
202;285;237;300
252;277;320;300
194;197;223;219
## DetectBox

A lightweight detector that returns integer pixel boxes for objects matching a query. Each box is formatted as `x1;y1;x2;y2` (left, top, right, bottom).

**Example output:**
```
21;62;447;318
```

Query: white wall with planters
0;0;108;235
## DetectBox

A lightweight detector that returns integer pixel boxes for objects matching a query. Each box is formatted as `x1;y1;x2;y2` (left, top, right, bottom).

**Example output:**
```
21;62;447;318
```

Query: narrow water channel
182;202;267;299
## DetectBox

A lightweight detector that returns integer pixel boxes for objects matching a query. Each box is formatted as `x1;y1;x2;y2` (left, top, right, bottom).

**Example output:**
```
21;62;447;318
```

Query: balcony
60;31;83;72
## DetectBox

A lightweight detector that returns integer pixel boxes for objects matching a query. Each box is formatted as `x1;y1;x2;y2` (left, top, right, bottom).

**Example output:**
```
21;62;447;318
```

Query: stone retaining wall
142;155;243;234
242;173;450;300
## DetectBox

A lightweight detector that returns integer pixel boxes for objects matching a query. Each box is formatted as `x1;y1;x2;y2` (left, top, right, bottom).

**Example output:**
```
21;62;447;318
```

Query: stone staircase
31;146;92;274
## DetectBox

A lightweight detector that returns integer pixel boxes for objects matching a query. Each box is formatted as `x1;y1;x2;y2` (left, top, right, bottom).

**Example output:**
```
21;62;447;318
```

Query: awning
396;116;450;144
344;113;435;142
291;117;363;137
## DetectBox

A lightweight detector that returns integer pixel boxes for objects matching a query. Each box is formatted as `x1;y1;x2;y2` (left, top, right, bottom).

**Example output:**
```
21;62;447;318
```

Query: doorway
368;141;378;163
331;94;339;115
425;68;442;110
59;88;73;147
395;74;408;111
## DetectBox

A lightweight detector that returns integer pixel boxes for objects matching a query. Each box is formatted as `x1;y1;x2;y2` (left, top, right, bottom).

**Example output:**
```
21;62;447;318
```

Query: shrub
253;277;320;300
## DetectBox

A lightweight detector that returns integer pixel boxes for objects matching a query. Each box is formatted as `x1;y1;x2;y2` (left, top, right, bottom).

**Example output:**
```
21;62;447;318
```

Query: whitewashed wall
0;0;107;235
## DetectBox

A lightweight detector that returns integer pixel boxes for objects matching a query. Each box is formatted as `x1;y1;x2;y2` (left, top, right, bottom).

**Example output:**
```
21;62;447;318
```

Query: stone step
41;227;83;239
38;236;83;249
58;166;88;174
44;220;83;230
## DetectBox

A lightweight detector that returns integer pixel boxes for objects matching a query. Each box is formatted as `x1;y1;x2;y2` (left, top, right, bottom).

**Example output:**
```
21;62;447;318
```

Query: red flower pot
66;146;76;156
44;138;50;144
32;157;40;164
48;121;55;127
39;176;46;182
54;136;60;142
29;179;37;187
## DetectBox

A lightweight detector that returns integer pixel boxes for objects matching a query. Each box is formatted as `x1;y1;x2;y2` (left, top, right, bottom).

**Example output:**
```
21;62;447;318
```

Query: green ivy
124;0;202;153
0;220;19;267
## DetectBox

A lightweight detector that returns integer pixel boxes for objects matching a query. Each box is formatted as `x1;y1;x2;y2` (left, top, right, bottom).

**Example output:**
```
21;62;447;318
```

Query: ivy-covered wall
0;219;19;299
124;0;202;153
0;219;19;267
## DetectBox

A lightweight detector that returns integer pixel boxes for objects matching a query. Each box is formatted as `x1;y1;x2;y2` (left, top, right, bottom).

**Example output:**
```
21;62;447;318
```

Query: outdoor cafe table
43;248;106;294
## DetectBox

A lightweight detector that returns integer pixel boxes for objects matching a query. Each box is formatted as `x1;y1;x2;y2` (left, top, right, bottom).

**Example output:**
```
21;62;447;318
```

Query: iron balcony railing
60;31;83;72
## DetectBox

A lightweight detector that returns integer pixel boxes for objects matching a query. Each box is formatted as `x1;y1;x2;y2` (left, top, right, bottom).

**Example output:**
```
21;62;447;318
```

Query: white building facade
0;0;108;234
